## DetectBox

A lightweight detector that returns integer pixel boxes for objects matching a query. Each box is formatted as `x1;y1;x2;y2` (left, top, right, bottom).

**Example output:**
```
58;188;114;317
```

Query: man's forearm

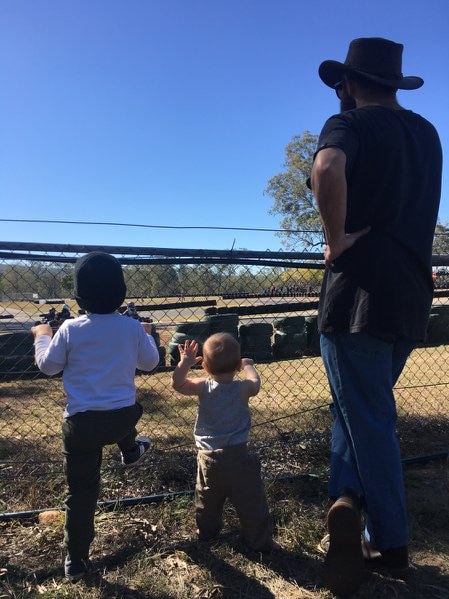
316;180;347;245
311;148;347;244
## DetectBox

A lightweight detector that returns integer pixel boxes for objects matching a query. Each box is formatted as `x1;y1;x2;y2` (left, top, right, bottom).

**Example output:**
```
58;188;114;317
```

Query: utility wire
2;218;447;242
0;218;321;235
1;218;448;236
2;218;447;236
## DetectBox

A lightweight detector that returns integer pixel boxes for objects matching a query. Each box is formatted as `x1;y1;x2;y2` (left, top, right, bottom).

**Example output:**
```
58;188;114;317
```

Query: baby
172;332;277;552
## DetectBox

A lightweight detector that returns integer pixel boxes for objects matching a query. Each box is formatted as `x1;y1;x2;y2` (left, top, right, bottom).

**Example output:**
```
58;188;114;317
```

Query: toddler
32;251;160;580
172;332;276;552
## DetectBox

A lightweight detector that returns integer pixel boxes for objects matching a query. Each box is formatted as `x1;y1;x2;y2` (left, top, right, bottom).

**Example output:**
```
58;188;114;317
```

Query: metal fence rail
0;241;448;515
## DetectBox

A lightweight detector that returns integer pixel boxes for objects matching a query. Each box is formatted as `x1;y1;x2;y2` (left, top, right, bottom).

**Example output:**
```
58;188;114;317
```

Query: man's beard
340;96;357;112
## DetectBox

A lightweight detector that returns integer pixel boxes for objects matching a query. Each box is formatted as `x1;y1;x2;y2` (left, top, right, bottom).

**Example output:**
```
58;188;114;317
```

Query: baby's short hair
203;332;241;375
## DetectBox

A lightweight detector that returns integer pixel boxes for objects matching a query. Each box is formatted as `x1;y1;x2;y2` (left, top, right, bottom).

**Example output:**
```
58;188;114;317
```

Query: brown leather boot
323;495;365;596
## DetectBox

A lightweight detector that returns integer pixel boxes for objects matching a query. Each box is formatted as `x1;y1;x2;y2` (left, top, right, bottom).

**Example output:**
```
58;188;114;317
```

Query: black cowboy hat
319;37;423;90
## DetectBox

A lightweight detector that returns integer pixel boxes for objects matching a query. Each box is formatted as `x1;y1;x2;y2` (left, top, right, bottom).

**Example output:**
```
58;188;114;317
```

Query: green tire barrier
147;325;166;368
304;315;321;356
240;343;273;361
273;315;306;334
427;311;449;345
157;345;166;368
272;316;307;359
0;332;36;379
429;304;449;316
170;333;203;349
173;321;210;345
168;342;182;366
239;322;273;339
0;331;34;356
204;314;239;339
0;355;39;379
175;321;210;339
171;332;204;346
169;313;324;365
170;332;204;352
239;322;273;361
272;331;307;359
168;337;204;366
169;322;210;367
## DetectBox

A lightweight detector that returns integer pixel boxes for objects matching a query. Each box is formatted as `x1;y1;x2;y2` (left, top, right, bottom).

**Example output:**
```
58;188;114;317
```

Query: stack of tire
0;331;39;380
304;315;321;356
204;313;239;340
168;321;211;366
238;322;273;362
272;316;307;359
426;304;449;345
149;325;167;369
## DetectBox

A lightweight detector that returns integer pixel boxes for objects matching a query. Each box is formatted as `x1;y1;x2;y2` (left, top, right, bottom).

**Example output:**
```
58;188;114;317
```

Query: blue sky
1;0;448;252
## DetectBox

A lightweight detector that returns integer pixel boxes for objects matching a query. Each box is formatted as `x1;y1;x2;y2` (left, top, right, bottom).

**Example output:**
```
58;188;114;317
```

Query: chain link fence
1;241;448;516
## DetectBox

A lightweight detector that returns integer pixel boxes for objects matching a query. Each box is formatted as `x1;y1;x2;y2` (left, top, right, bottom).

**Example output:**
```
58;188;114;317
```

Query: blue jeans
320;332;415;551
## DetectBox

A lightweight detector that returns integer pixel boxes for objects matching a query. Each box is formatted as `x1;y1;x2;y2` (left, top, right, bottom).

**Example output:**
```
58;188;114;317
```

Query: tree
177;265;219;296
124;264;180;298
280;266;324;290
265;131;324;251
0;262;73;299
433;221;449;255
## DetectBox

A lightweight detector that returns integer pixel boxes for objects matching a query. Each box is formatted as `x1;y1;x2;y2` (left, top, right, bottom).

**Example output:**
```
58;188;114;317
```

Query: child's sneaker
64;556;91;581
121;436;151;466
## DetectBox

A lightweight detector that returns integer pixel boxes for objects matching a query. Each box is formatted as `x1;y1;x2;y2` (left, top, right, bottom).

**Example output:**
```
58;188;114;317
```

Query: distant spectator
58;304;71;322
123;301;139;319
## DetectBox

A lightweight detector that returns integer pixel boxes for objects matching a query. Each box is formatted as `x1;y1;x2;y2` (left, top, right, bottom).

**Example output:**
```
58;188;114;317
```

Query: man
311;38;442;596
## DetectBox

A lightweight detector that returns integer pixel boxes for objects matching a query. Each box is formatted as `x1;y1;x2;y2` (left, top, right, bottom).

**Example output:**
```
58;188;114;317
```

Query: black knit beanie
74;252;126;314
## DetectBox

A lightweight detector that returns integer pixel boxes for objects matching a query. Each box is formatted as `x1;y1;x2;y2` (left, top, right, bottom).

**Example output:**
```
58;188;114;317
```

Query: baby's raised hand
179;339;202;366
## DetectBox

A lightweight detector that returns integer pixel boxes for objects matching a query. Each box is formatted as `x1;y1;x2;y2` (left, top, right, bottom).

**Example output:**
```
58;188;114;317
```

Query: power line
0;218;321;235
1;218;447;236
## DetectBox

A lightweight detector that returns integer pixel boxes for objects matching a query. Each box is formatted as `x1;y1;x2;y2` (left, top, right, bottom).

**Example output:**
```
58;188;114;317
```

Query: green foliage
177;264;271;296
266;131;448;257
0;260;312;301
265;131;324;250
124;264;180;297
280;267;324;287
0;262;74;299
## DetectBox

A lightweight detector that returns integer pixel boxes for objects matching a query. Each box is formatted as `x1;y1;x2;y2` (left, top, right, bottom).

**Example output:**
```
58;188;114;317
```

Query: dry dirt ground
0;460;448;599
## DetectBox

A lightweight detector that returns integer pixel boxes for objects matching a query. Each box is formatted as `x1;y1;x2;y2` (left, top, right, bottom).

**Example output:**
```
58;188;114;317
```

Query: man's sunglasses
334;79;345;99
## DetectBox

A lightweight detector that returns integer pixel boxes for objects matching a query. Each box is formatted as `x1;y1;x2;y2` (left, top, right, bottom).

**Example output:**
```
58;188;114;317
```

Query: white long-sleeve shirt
34;313;160;417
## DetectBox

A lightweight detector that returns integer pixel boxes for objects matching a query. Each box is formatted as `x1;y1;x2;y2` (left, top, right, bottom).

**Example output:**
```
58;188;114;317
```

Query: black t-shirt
316;106;442;342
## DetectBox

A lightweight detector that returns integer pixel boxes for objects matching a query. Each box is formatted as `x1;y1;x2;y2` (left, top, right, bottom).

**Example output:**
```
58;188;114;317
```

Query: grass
1;346;448;454
0;345;448;512
0;460;448;598
1;308;448;596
